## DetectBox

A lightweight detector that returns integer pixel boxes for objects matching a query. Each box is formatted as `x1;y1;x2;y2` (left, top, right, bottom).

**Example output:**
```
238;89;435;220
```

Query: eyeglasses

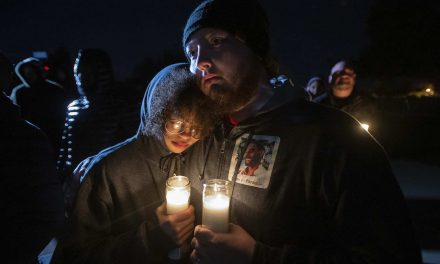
165;120;202;139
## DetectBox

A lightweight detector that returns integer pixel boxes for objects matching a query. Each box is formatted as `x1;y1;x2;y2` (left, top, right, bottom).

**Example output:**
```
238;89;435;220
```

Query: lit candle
166;176;190;214
203;194;230;233
165;175;190;260
202;179;232;233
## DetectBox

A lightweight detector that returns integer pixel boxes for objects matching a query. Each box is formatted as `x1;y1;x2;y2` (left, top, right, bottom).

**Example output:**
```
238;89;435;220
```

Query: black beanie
182;0;270;60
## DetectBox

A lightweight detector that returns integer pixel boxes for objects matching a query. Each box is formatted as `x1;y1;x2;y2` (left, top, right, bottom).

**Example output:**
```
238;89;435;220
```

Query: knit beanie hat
182;0;270;61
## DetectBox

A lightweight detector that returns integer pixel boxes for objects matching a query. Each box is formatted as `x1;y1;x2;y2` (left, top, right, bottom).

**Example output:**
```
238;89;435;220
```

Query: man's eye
210;37;224;47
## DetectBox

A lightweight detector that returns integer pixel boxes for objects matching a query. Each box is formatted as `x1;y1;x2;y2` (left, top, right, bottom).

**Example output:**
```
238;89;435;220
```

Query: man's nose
195;45;212;73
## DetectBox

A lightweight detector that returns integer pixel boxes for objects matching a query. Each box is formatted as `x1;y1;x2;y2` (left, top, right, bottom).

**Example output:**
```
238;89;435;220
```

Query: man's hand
155;203;195;245
190;224;256;264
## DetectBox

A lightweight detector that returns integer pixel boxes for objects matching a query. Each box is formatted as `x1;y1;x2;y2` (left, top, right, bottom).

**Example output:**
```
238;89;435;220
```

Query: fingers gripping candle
166;176;190;260
202;179;232;233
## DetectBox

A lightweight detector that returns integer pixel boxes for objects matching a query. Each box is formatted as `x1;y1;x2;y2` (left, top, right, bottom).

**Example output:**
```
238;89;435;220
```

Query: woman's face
163;115;201;153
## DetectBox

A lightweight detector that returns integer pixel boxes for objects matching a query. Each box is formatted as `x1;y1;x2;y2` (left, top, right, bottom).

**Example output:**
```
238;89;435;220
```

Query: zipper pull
220;140;226;154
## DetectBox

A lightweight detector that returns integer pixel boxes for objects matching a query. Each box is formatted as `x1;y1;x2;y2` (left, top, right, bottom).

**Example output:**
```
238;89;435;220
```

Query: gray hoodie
53;63;204;264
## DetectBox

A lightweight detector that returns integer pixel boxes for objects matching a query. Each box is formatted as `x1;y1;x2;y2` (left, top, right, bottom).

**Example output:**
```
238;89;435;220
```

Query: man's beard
208;71;259;114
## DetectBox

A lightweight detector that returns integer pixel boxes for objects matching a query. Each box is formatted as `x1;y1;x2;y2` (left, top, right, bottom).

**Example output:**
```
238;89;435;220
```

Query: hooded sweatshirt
186;77;421;264
52;64;204;264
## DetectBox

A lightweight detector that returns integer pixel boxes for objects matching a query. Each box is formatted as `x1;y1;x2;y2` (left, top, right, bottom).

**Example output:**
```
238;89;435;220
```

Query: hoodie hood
137;63;194;138
73;49;114;98
15;57;42;88
257;75;305;117
225;75;306;138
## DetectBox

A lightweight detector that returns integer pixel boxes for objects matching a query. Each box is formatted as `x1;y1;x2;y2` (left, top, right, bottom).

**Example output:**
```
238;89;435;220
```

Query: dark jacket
53;135;201;263
56;93;139;213
52;63;203;264
10;80;69;154
0;93;65;263
187;79;421;264
315;90;378;134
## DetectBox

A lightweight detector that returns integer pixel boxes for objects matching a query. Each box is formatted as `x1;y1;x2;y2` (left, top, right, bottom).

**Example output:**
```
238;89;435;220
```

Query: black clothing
10;80;69;154
57;49;139;213
54;69;421;263
0;93;65;263
53;135;201;264
315;91;378;133
53;63;202;264
186;79;421;264
57;93;139;213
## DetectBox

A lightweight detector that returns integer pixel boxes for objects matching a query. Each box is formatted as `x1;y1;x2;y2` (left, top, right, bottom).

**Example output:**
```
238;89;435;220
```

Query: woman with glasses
53;63;219;264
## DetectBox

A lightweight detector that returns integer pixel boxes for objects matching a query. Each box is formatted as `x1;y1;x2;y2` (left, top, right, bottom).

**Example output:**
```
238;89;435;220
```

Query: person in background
10;57;69;154
52;63;220;263
57;49;139;214
181;1;421;263
316;60;378;133
305;75;326;101
0;51;65;263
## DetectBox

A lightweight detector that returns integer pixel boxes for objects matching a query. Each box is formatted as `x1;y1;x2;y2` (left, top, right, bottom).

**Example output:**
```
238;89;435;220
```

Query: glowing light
68;106;80;111
425;87;435;96
360;123;369;132
202;179;231;233
203;194;230;233
165;176;190;261
166;176;190;215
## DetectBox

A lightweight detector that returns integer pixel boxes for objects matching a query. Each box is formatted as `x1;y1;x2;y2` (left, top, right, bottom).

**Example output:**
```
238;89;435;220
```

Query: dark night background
2;0;440;262
2;0;439;85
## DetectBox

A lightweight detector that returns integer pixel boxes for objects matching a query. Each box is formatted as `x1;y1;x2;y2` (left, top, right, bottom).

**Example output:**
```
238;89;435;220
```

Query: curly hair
140;63;219;141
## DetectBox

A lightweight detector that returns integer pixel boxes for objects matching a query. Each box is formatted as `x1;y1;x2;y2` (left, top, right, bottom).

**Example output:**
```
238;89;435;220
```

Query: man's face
329;62;356;98
244;143;264;168
306;80;320;95
185;28;262;113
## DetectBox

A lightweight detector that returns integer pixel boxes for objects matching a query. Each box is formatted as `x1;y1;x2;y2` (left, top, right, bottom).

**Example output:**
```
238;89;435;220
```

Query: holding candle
202;179;232;233
166;175;190;260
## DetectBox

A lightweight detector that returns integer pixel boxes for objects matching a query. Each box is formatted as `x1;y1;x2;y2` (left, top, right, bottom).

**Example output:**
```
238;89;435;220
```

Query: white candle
166;189;190;214
165;176;190;260
203;194;230;233
166;176;190;215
